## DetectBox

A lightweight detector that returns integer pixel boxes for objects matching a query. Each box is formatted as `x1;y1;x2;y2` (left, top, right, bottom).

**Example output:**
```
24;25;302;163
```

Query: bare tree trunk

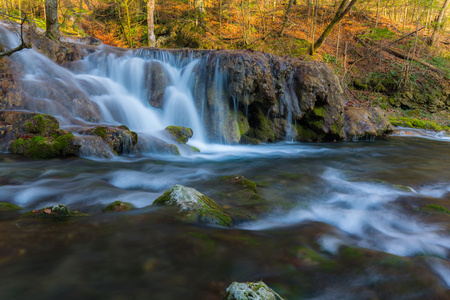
310;0;358;55
45;0;59;40
147;0;156;47
430;0;450;46
310;0;318;54
279;0;294;36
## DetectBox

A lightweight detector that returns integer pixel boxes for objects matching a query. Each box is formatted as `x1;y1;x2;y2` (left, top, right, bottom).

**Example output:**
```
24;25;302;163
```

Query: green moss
11;133;75;158
312;107;326;118
422;204;450;214
92;126;107;139
339;246;364;259
296;246;338;271
221;175;257;193
154;185;233;227
23;115;59;136
165;126;193;144
0;202;22;212
22;204;71;218
103;201;135;212
389;116;447;132
190;146;200;153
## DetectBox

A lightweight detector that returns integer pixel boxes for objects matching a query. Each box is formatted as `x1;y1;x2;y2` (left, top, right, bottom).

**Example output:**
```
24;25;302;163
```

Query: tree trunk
147;0;156;47
430;0;450;46
310;0;358;55
45;0;59;40
279;0;294;36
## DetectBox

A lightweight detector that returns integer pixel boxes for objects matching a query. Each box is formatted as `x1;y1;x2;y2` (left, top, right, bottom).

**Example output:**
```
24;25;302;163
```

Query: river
0;135;449;299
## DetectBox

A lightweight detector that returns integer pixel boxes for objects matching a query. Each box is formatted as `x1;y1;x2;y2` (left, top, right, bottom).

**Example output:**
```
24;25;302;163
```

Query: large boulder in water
153;184;233;227
225;281;285;300
344;107;393;140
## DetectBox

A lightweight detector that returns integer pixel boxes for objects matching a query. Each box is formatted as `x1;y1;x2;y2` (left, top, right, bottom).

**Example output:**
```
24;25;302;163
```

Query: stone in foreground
153;184;232;226
225;281;285;300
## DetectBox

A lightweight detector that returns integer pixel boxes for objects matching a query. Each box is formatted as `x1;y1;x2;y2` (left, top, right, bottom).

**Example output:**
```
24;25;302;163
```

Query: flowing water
0;24;449;299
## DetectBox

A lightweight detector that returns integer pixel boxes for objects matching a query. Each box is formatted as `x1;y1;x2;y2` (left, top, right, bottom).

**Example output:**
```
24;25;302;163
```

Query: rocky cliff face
139;48;346;143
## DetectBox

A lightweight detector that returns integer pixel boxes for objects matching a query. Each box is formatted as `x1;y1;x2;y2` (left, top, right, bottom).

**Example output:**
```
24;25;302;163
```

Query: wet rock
103;201;135;212
83;125;138;154
21;204;88;218
165;126;193;144
136;134;180;155
225;281;285;300
73;135;115;159
0;111;80;158
344;107;393;140
153;184;233;227
0;202;22;212
204;175;267;223
145;61;171;108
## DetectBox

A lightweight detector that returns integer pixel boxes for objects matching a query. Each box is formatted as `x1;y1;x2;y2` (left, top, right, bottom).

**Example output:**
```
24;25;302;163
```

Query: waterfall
0;24;220;146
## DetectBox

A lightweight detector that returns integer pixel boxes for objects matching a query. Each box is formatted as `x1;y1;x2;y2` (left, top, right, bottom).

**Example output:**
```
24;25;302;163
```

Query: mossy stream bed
0;135;449;299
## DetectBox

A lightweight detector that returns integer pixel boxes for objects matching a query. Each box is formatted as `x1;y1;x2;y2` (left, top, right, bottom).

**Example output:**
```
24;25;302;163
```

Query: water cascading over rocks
0;23;348;158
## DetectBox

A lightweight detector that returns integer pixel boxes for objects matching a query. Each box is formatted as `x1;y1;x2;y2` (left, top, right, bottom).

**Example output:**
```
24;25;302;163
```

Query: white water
242;168;450;258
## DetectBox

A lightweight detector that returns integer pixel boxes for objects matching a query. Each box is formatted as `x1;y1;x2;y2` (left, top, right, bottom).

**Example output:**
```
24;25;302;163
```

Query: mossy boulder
165;126;193;144
0;202;22;212
103;201;135;212
421;204;450;215
153;184;233;227
84;125;138;154
225;281;285;300
0;111;81;158
11;132;78;158
344;107;393;140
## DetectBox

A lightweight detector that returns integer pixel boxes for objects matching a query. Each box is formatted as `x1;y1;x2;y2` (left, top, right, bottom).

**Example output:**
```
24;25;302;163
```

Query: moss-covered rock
165;126;193;144
84;125;138;154
103;201;135;212
11;132;78;158
22;204;71;218
0;202;23;212
22;204;89;218
344;107;393;140
225;281;285;300
153;184;233;227
388;116;449;132
221;175;257;194
421;204;450;215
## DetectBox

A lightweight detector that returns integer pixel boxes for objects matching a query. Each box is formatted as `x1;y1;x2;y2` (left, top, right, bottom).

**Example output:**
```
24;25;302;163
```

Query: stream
0;135;449;299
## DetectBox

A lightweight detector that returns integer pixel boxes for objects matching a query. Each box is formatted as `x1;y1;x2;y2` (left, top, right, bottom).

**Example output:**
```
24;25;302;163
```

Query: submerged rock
22;204;88;218
153;184;233;227
344;107;393;140
103;201;135;212
0;202;23;212
165;126;193;144
225;281;285;300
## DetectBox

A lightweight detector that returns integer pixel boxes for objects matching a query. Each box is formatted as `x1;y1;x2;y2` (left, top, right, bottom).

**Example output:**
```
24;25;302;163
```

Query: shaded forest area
2;0;450;129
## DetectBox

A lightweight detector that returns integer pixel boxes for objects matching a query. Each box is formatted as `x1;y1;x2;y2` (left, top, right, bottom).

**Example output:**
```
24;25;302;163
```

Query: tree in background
45;0;60;39
430;0;450;46
310;0;358;54
147;0;156;47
